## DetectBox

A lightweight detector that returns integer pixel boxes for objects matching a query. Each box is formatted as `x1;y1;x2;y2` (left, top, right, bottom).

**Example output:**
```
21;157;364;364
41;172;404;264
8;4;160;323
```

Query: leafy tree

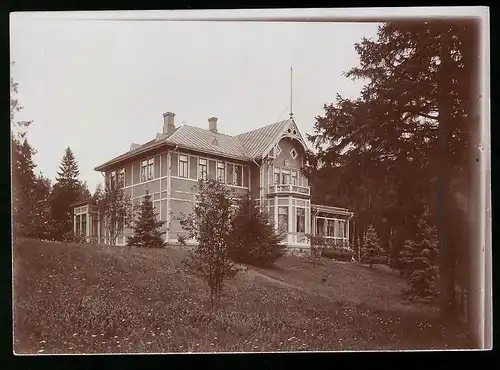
361;225;384;268
50;147;84;240
92;183;104;203
102;179;133;246
127;191;165;248
10;66;37;238
229;194;286;267
179;179;239;307
10;62;33;139
11;137;37;237
400;217;440;302
31;173;55;240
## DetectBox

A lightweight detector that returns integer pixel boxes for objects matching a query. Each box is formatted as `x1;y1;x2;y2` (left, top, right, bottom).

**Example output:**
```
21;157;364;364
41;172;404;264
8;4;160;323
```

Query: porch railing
268;184;310;196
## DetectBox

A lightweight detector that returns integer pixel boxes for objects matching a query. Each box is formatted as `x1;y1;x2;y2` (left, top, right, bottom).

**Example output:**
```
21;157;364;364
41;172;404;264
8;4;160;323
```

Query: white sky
12;8;485;192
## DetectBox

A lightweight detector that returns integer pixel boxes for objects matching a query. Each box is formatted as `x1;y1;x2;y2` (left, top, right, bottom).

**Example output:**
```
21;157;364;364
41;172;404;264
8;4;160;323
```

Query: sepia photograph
10;7;491;354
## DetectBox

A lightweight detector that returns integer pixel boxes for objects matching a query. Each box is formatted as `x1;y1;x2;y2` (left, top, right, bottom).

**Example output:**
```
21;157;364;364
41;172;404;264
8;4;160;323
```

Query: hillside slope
13;239;471;353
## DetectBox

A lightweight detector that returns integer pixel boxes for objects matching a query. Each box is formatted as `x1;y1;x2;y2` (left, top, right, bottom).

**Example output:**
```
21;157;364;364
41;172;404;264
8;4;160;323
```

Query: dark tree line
11;66;93;241
305;20;479;318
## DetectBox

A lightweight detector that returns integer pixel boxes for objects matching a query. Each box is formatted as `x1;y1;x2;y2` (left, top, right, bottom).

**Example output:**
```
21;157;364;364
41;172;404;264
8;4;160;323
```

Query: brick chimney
208;117;218;133
163;112;175;135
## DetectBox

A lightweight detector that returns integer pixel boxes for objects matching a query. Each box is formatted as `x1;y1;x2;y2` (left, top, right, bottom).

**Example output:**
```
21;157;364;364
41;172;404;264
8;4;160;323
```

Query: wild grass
13;238;471;354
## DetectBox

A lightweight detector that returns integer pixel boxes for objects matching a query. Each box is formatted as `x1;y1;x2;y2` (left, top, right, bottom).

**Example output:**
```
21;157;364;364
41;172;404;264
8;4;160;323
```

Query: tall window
118;168;125;188
274;170;280;185
234;165;242;186
281;170;290;185
117;216;124;234
199;158;208;181
296;208;305;233
317;218;325;236
179;155;188;178
278;206;288;234
110;171;117;188
268;207;275;225
81;215;87;236
217;162;225;182
92;217;98;237
291;171;297;185
334;220;340;237
141;158;154;182
339;221;345;238
76;214;81;236
327;219;335;237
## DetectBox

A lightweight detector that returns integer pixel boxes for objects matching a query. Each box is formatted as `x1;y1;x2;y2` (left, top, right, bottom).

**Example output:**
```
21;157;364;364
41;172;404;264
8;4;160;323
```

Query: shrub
322;247;354;262
229;195;286;267
177;234;187;246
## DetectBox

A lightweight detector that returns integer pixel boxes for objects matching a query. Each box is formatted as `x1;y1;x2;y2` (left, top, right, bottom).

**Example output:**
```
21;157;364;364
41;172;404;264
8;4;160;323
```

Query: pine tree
400;218;440;302
12;137;37;237
92;183;104;203
78;181;92;201
229;194;286;267
361;225;384;268
127;191;166;248
50;147;83;240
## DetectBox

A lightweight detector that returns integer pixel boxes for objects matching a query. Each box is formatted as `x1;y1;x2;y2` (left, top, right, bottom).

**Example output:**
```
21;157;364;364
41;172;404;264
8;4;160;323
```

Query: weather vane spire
289;65;294;120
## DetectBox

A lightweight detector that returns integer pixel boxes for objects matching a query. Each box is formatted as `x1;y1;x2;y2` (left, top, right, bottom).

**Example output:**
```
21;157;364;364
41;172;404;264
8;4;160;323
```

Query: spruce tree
400;218;440;302
50;147;82;240
127;191;166;248
361;225;384;268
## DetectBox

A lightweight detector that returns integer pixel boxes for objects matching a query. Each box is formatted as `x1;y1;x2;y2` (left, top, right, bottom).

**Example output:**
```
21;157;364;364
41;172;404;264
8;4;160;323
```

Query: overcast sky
10;11;381;191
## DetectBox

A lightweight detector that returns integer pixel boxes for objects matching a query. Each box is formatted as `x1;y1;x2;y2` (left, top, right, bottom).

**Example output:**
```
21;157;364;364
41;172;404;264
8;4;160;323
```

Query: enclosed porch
73;200;100;243
311;204;354;247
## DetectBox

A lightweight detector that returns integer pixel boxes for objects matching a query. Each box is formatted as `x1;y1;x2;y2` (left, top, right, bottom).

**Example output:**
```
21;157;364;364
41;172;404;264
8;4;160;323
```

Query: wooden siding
274;137;303;169
171;152;179;177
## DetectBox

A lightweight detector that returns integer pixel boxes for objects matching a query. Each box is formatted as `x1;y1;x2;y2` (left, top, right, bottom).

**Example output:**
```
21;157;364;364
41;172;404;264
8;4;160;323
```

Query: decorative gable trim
261;120;308;160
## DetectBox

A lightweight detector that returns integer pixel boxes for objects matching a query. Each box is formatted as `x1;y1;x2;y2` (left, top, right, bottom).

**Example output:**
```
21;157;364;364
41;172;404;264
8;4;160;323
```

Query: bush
322;247;354;262
177;234;187;246
229;195;287;267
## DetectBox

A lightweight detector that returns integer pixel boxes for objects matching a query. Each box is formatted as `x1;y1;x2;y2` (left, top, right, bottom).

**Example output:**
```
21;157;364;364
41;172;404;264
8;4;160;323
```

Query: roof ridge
235;119;291;138
183;124;237;138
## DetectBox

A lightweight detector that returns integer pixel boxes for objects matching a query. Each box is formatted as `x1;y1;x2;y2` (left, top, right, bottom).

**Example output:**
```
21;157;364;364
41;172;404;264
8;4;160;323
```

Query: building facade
73;112;353;250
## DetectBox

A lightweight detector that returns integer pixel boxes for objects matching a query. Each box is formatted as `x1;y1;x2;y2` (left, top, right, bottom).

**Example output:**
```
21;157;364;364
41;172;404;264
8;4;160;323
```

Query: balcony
268;184;310;196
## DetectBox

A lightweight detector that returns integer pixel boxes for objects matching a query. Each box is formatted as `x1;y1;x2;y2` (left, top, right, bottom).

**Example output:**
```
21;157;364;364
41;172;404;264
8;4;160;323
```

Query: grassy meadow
13;238;471;353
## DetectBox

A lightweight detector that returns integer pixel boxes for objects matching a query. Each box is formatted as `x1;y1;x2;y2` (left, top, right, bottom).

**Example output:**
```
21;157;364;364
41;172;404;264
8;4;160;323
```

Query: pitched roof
235;119;292;158
94;118;297;171
165;125;249;160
